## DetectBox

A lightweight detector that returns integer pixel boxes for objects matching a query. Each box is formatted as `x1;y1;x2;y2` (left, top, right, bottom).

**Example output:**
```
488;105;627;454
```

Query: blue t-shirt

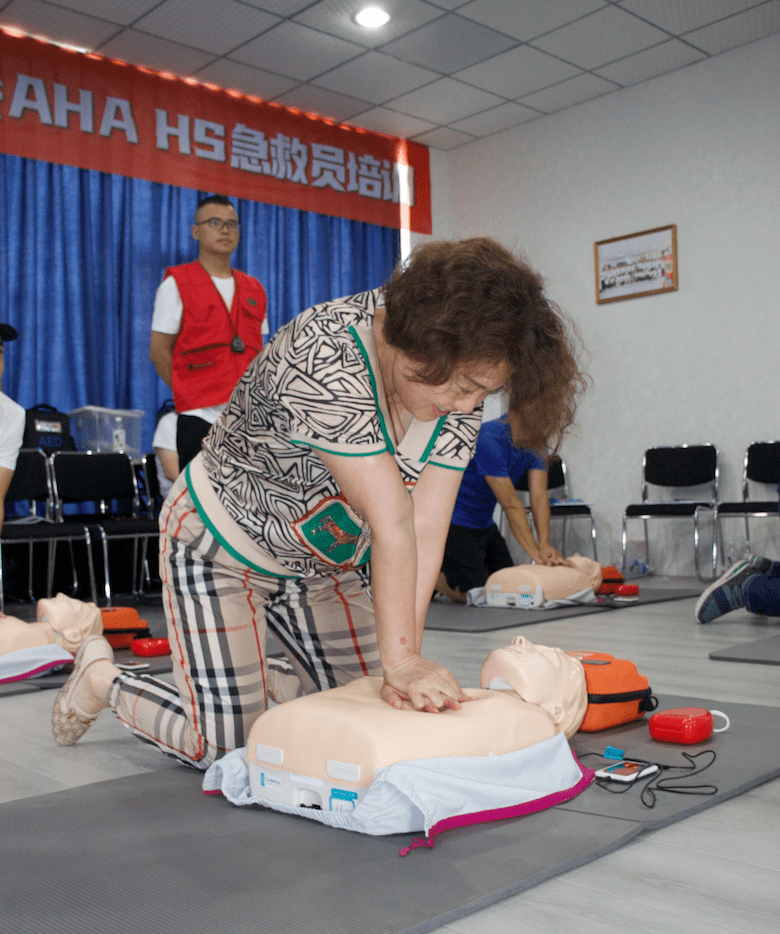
450;418;545;529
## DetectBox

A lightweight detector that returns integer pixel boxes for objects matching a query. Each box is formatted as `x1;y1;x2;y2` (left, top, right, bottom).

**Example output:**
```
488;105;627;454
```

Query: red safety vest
167;261;266;412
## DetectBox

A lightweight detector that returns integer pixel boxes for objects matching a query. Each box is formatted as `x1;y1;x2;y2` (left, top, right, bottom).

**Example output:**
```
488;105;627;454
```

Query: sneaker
749;554;779;575
695;560;759;623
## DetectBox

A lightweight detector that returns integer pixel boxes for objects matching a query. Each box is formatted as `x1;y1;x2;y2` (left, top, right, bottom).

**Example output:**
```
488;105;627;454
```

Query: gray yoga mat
2;694;778;934
426;587;702;633
709;635;780;665
0;766;640;934
566;693;780;829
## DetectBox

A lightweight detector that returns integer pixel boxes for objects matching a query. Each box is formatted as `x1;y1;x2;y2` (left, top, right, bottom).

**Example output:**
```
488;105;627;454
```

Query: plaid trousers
108;473;381;770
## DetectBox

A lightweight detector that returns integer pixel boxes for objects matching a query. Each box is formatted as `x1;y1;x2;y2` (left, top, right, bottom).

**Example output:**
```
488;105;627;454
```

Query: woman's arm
409;462;466;636
527;468;569;565
486;473;543;563
315;448;467;713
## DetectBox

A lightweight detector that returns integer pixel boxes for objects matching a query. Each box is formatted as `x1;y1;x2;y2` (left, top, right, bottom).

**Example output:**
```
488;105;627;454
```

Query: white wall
428;33;780;573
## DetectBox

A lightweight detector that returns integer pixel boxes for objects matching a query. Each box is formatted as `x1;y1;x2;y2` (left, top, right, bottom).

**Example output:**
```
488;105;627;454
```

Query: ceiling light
354;6;390;29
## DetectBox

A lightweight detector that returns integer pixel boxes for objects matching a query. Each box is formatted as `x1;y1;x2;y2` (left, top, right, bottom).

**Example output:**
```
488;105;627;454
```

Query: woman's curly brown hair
382;237;587;453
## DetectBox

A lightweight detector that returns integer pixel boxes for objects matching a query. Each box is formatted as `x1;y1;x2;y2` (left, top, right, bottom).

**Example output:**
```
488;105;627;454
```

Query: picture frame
594;224;677;304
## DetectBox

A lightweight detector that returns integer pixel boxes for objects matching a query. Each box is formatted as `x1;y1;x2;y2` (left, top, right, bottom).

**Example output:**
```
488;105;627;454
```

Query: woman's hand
538;543;572;566
381;654;469;713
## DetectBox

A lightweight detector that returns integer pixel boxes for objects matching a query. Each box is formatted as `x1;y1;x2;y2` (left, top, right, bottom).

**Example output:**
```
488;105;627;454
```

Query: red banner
0;29;431;234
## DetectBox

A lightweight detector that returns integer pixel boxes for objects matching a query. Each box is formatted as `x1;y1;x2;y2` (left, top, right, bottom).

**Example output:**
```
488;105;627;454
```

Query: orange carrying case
566;651;657;732
101;607;151;650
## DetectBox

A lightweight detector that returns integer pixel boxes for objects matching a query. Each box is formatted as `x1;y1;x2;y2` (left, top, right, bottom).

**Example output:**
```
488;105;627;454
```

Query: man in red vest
149;195;267;470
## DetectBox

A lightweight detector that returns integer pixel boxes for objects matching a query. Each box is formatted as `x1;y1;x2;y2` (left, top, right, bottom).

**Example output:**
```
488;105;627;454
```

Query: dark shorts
176;414;212;470
440;522;513;594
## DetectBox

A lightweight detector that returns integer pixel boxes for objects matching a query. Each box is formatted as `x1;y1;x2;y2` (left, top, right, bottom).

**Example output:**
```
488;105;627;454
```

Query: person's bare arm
0;465;14;536
316;448;467;713
149;331;177;389
486;474;543;563
154;447;180;483
527;468;569;565
409;463;465;632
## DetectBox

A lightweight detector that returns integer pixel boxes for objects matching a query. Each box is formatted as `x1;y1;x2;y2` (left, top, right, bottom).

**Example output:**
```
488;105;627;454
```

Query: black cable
580;749;719;809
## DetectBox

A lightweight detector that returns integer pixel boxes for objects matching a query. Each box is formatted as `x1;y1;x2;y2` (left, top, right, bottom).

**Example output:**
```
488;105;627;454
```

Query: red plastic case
131;637;171;657
649;707;714;744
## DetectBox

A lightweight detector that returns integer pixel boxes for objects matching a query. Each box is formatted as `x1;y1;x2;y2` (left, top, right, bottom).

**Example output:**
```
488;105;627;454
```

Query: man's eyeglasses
195;217;240;232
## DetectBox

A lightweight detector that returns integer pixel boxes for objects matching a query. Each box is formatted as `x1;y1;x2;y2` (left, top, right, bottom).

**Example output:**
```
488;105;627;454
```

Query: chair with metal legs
1;449;97;613
50;451;159;605
622;444;718;581
714;442;780;570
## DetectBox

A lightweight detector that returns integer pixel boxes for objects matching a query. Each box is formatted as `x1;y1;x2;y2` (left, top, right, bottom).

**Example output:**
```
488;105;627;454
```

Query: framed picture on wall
594;224;677;304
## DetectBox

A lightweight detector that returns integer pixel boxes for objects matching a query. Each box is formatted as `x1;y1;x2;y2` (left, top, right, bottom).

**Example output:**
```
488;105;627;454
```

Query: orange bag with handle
101;607;151;650
565;651;657;732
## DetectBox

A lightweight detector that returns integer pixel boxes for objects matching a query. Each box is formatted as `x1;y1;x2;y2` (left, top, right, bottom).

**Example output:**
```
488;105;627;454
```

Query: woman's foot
52;634;116;746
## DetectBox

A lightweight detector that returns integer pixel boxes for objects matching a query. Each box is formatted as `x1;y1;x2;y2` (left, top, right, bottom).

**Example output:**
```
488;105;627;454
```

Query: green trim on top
420;416;446;462
348;325;395;454
290;438;388;457
428;460;466;471
185;462;299;579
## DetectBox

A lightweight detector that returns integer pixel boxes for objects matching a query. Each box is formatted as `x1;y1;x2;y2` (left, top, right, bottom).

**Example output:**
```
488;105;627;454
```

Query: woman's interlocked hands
381;654;470;713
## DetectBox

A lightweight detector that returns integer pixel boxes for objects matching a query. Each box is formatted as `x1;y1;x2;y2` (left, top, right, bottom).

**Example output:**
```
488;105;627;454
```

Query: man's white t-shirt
151;273;268;424
0;391;26;471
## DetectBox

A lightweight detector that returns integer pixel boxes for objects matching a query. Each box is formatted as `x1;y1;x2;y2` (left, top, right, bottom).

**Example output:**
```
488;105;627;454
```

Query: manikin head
0;593;102;655
36;593;103;652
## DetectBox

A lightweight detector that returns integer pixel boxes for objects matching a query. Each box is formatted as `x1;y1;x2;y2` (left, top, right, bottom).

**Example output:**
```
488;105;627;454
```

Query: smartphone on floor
595;760;659;783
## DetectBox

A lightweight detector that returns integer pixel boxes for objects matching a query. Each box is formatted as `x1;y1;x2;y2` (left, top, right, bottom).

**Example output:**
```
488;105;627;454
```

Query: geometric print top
201;289;482;578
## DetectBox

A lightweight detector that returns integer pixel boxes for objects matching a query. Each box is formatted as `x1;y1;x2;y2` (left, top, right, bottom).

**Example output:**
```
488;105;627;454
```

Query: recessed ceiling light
354;6;390;29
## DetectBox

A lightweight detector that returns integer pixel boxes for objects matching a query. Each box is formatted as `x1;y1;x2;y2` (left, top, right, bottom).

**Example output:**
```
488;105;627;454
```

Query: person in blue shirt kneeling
436;415;570;603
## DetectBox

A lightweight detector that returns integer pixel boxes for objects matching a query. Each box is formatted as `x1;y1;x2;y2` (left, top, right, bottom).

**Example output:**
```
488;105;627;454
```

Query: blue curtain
0;153;400;453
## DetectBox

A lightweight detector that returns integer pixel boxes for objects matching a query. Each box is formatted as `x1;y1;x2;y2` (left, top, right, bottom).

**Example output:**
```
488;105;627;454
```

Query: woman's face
393;357;509;422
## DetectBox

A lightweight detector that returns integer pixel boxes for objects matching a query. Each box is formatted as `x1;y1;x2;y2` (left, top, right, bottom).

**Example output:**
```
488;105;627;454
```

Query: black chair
715;442;780;569
49;451;159;605
622;444;718;581
1;449;97;612
514;456;597;560
136;452;164;518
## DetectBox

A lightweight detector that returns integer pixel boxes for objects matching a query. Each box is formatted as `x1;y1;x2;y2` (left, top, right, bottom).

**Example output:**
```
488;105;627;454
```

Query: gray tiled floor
3;577;779;933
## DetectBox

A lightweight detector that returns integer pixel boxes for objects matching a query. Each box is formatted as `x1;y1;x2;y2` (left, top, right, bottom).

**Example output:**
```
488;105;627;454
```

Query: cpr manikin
247;675;559;808
483;553;602;607
0;593;102;654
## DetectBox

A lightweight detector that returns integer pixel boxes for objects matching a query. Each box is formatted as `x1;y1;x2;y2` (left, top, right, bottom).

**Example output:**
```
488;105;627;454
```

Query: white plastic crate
69;406;144;457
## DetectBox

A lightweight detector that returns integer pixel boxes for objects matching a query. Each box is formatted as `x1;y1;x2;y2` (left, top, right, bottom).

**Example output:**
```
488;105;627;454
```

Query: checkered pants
108;476;381;770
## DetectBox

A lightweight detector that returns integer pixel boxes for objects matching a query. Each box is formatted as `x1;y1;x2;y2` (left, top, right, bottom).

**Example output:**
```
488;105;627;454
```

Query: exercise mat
2;693;778;934
0;766;640;934
709;635;780;666
565;693;780;829
426;587;702;633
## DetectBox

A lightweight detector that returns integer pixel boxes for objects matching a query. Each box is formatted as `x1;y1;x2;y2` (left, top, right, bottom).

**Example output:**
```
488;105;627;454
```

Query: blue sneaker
695;560;760;623
749;554;780;575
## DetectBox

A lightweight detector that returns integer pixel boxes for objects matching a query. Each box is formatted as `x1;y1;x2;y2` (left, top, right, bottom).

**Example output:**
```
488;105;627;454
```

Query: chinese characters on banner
0;30;432;234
